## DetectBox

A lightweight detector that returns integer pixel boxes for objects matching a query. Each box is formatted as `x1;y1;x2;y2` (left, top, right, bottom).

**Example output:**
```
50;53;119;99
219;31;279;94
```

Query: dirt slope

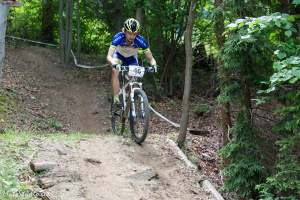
4;45;111;133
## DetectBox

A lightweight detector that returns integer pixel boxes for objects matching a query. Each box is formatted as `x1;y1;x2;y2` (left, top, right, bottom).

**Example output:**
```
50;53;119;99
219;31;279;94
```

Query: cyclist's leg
112;53;123;103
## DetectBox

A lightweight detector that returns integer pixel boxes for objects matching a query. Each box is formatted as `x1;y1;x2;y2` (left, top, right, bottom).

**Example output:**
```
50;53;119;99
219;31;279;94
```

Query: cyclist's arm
145;50;157;66
136;34;157;66
106;46;116;65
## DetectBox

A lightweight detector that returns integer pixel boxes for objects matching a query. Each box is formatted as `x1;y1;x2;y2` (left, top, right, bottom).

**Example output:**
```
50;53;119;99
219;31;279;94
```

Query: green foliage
79;17;111;54
257;134;300;199
193;103;209;117
217;81;241;104
222;10;300;198
220;113;265;198
8;0;43;40
47;117;63;130
293;0;300;5
0;129;37;200
258;81;300;199
7;0;111;54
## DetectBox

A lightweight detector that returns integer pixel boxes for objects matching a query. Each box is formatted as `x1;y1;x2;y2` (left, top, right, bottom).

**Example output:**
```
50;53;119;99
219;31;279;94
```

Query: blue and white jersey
110;32;150;58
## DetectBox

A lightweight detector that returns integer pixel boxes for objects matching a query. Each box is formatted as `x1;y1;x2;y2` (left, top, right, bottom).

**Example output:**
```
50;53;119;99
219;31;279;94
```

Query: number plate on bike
128;65;145;77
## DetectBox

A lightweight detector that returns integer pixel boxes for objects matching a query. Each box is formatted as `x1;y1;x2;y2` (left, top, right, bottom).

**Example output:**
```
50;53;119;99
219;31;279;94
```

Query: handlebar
112;64;158;73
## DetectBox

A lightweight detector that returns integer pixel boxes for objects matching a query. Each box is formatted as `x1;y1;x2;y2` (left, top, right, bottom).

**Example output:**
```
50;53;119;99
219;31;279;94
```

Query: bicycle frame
119;69;144;119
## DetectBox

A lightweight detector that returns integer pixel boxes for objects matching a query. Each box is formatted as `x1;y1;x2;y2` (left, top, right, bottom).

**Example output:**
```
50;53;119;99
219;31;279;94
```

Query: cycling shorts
113;52;138;66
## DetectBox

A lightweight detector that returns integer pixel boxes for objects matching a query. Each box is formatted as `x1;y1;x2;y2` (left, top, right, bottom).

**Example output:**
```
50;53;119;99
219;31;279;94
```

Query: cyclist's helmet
123;18;140;33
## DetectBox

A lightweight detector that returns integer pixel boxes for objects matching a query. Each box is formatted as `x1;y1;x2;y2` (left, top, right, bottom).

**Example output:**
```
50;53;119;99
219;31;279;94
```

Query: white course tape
70;49;109;69
6;36;58;47
150;105;197;132
149;105;180;128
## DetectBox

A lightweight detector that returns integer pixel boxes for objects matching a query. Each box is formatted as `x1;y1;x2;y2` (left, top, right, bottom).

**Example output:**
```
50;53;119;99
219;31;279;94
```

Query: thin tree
59;0;74;63
65;0;74;63
59;0;65;62
0;3;9;79
135;0;144;24
41;0;54;43
177;0;197;148
76;0;81;61
214;0;232;147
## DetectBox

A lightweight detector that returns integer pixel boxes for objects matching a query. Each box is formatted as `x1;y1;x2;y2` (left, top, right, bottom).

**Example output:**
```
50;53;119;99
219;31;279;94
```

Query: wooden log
37;177;56;189
202;180;224;200
30;161;56;173
188;129;210;136
31;189;53;200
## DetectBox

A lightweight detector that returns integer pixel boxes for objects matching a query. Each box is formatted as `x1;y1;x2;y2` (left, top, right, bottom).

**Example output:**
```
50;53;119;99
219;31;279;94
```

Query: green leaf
289;77;298;84
273;62;286;70
284;23;292;29
263;86;276;94
292;68;300;78
253;97;270;105
277;52;287;59
285;30;292;37
227;23;237;28
288;15;296;22
275;21;281;27
293;0;300;5
241;35;251;40
287;56;300;65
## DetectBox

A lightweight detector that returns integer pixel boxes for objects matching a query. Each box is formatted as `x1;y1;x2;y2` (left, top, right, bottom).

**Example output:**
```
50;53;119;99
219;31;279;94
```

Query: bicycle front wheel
130;89;150;144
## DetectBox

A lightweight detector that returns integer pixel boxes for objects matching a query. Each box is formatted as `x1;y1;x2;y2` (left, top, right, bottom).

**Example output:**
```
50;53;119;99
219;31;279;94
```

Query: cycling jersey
110;32;150;66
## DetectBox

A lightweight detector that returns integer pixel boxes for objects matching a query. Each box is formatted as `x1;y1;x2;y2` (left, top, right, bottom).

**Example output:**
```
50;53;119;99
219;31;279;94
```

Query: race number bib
128;65;145;77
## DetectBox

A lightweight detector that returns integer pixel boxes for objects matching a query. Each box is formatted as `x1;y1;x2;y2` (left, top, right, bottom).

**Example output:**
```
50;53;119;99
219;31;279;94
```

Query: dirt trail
4;45;214;200
33;136;212;200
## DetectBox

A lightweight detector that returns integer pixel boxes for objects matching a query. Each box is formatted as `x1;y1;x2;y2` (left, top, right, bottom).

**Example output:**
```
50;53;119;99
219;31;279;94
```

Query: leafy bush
220;113;265;199
221;12;300;199
193;103;210;117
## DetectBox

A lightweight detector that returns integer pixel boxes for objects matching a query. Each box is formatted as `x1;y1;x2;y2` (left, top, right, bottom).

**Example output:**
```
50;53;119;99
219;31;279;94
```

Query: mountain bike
111;64;156;144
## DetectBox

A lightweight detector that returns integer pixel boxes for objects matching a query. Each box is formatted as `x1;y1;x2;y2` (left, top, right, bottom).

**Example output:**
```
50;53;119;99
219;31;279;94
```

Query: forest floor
0;45;223;200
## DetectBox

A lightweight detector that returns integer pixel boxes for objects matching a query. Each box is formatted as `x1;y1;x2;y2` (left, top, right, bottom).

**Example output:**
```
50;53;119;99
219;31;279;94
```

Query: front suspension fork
130;84;144;118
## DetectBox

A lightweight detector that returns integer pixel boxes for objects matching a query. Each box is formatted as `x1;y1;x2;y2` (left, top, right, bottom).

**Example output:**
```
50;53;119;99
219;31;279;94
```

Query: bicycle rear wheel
111;98;125;135
130;88;150;144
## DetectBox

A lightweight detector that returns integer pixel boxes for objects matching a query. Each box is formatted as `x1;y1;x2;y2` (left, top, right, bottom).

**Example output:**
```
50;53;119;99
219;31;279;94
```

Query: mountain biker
106;18;158;104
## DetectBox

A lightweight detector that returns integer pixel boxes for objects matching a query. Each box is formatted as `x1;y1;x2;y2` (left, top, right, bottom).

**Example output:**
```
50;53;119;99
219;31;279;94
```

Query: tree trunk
65;0;74;63
41;0;54;43
214;0;232;147
114;0;123;33
135;0;144;24
177;0;197;148
64;0;68;62
76;0;81;61
244;78;252;122
59;0;65;62
0;3;9;80
160;44;176;95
